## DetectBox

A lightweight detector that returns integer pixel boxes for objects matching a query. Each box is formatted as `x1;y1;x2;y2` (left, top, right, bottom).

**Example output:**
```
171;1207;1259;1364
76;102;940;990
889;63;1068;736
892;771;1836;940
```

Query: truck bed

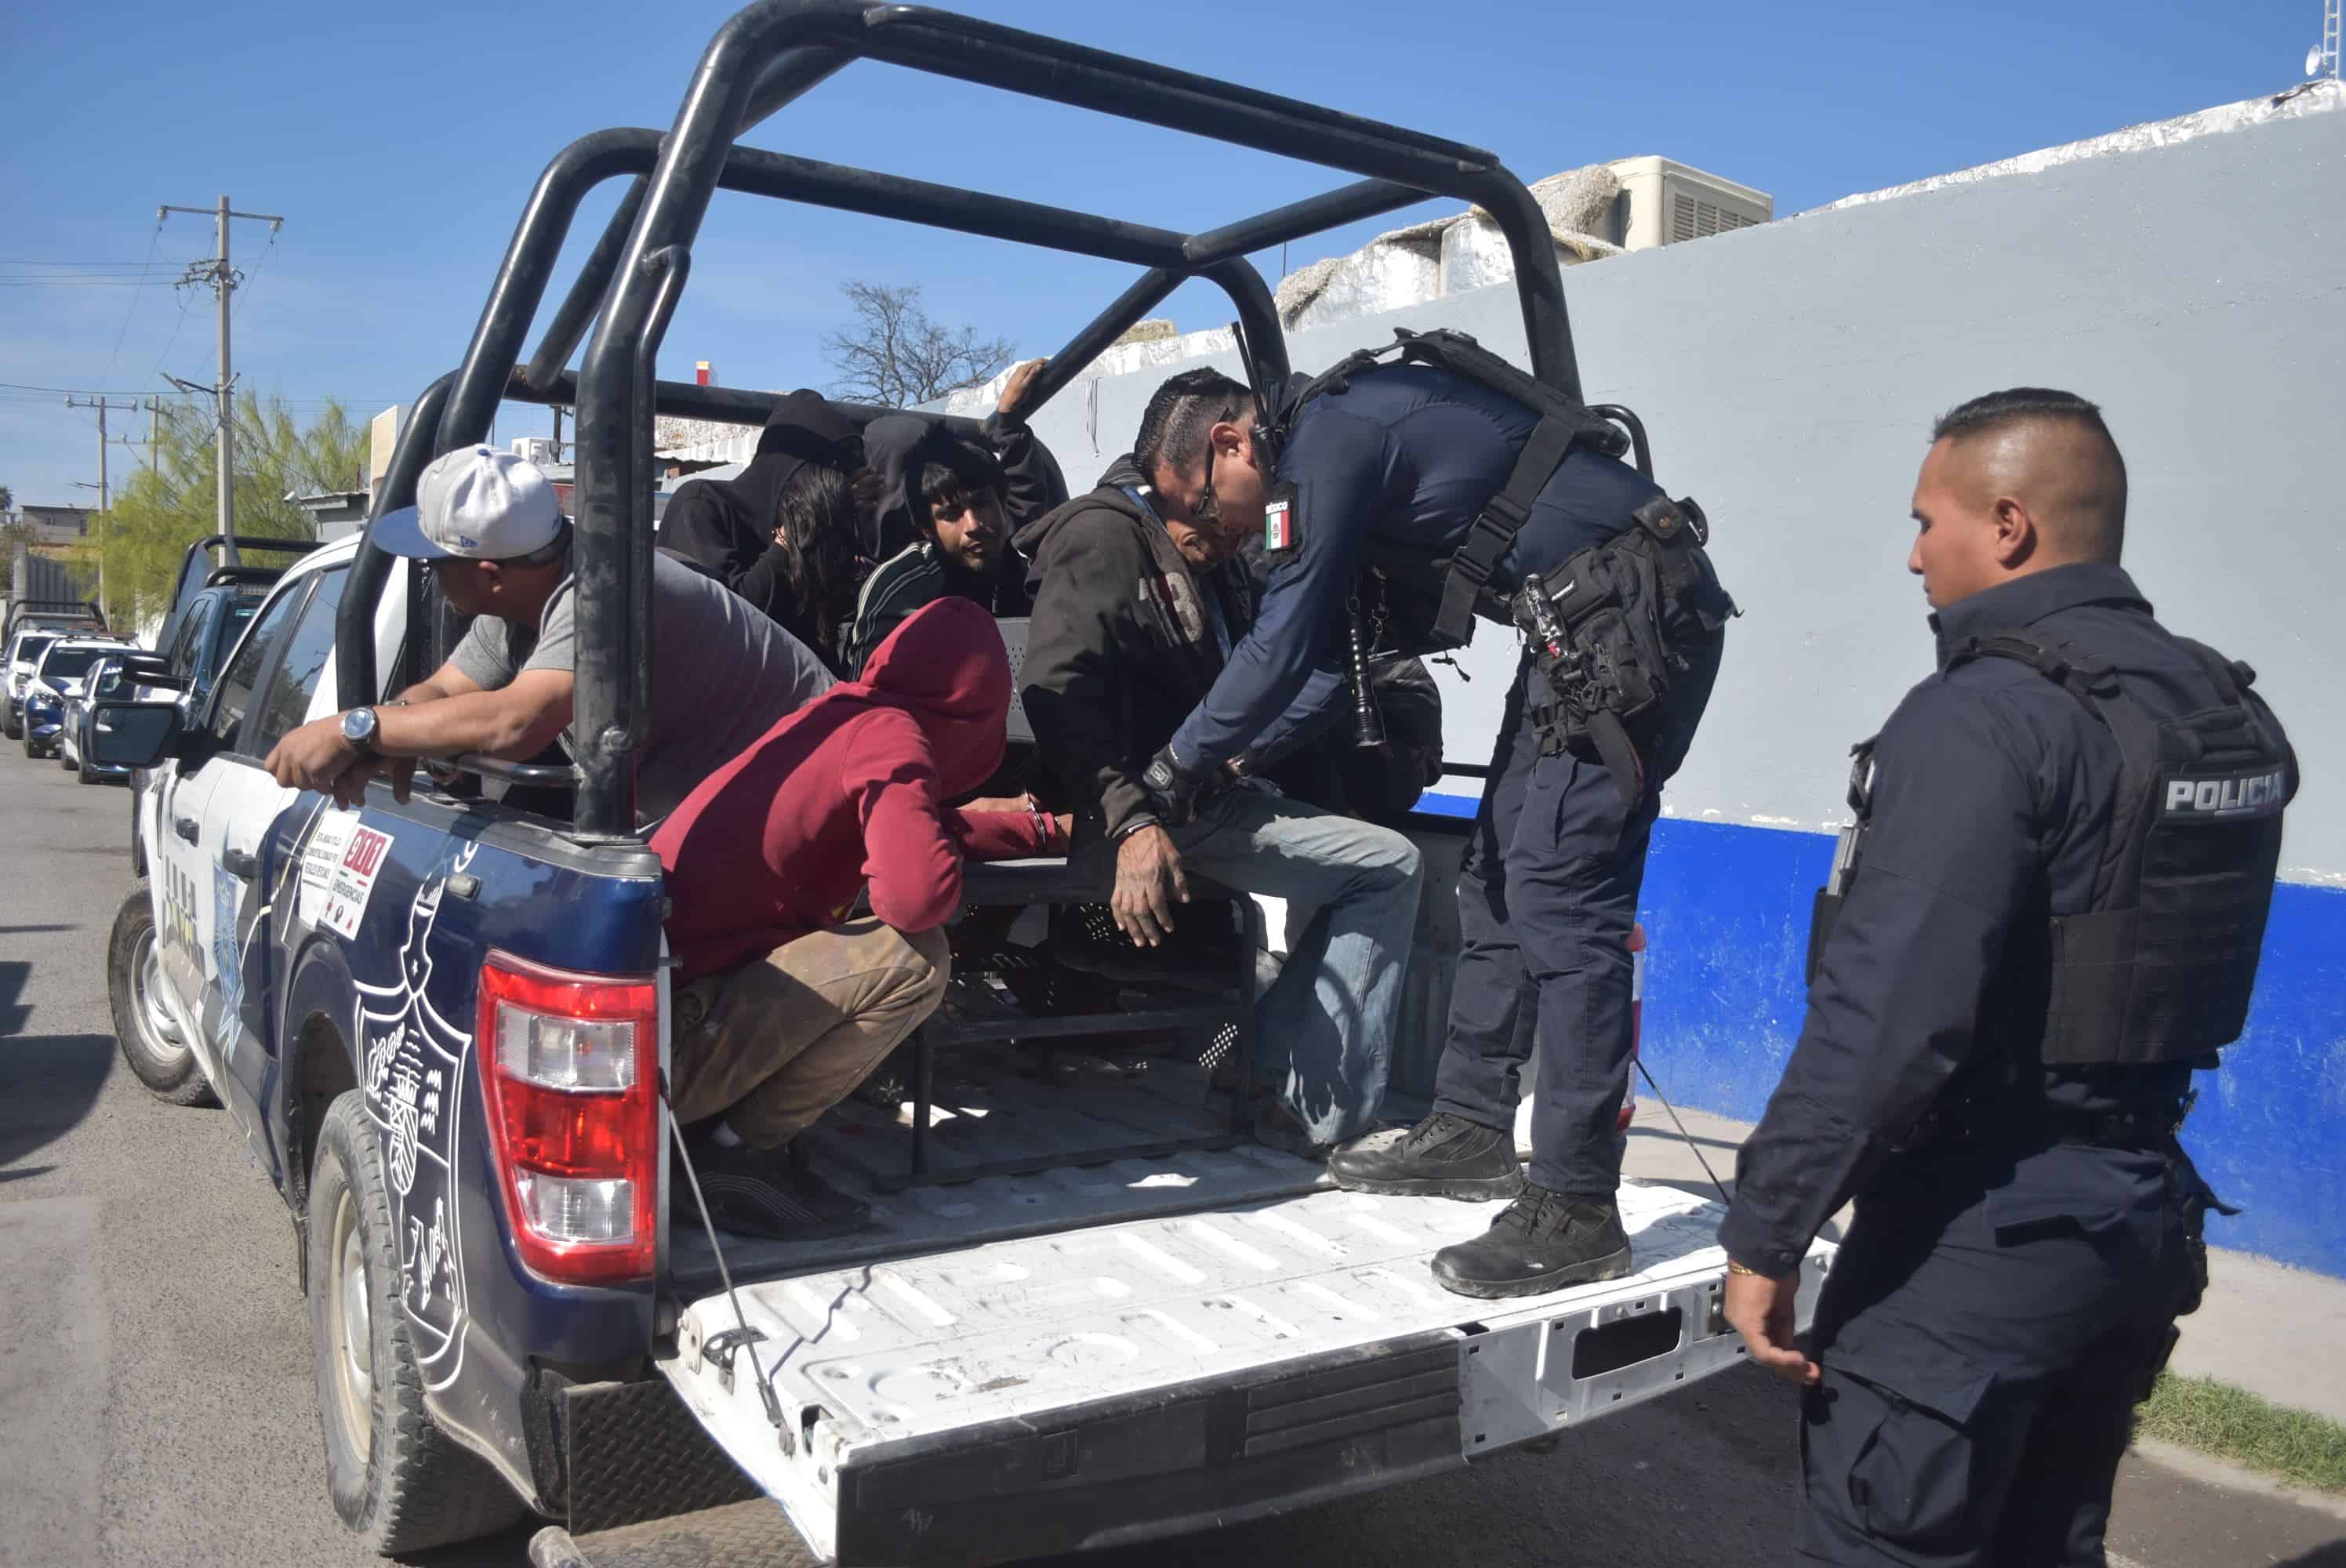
663;1166;1825;1565
670;1044;1331;1291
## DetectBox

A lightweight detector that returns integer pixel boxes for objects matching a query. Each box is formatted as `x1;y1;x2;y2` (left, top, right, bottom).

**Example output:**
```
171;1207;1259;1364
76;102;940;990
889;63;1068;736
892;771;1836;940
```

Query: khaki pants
669;919;950;1149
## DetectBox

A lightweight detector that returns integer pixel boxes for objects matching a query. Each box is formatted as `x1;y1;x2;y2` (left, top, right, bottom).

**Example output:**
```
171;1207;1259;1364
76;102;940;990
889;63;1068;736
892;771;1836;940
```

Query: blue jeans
1171;789;1422;1145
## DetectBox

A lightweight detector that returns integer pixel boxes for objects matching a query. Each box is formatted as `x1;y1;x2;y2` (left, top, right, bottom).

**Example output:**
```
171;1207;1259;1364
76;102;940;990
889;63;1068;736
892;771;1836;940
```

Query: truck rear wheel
309;1089;527;1555
107;884;216;1107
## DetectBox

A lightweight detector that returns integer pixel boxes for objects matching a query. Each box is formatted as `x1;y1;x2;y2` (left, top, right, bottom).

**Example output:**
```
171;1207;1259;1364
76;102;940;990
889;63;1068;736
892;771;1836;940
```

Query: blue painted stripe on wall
1635;816;2346;1279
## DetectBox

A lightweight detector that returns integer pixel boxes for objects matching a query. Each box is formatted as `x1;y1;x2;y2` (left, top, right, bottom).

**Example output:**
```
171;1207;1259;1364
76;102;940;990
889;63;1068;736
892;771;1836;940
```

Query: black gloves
1141;744;1209;825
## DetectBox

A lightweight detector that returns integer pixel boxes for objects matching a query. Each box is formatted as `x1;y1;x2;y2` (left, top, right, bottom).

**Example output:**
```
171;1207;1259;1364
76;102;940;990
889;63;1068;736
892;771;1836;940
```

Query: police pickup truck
85;7;1832;1562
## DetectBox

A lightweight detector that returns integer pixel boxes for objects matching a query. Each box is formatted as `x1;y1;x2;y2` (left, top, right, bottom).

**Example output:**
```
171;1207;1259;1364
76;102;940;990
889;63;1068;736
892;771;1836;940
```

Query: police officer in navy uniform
1133;346;1728;1298
1720;389;2293;1566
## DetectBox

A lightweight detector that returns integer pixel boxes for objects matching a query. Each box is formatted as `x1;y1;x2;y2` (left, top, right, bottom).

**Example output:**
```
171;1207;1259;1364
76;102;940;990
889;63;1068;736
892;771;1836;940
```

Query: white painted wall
1000;93;2346;883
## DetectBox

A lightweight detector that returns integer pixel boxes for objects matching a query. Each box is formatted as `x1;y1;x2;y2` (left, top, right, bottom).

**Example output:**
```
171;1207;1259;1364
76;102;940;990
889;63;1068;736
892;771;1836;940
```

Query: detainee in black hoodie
659;389;867;672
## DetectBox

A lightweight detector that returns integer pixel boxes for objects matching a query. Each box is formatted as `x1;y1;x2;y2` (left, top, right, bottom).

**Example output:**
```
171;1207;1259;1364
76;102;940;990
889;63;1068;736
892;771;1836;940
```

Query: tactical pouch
1512;499;1731;803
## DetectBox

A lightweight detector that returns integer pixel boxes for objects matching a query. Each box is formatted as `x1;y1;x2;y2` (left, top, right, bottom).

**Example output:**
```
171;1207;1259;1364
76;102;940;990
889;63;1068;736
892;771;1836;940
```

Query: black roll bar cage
339;1;1583;837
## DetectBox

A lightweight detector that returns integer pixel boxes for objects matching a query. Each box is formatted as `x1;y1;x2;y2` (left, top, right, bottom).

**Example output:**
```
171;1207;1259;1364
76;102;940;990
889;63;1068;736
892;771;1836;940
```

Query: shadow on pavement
1625;1122;1744;1154
0;1027;115;1184
1;960;27;1035
0;924;79;937
2281;1544;2346;1567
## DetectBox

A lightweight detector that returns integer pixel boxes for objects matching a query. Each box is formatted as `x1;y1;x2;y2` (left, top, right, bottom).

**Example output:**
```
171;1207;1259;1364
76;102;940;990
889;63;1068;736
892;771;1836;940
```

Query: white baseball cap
370;445;566;561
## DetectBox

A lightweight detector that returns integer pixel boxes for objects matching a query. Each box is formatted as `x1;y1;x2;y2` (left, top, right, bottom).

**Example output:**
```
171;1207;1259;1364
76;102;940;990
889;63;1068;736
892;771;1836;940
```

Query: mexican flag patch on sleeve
1264;495;1295;552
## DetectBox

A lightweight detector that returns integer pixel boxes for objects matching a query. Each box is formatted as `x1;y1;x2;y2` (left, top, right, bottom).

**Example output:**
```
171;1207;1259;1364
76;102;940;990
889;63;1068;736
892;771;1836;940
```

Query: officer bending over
1136;341;1730;1298
1720;389;2293;1566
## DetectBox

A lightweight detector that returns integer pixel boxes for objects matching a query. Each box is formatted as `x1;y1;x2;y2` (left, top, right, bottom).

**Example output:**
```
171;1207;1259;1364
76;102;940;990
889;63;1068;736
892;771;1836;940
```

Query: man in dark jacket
658;389;868;665
1019;459;1422;1155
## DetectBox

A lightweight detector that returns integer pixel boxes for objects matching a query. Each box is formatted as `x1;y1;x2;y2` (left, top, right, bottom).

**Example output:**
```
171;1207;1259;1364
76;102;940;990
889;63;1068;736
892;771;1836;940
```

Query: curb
2128;1436;2346;1523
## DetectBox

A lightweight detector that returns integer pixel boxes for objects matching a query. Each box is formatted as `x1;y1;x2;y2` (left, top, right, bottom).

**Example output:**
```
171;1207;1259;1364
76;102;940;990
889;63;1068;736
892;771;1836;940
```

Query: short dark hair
917;459;999;528
1931;387;2128;557
1932;387;2112;449
1132;368;1251;485
508;520;573;568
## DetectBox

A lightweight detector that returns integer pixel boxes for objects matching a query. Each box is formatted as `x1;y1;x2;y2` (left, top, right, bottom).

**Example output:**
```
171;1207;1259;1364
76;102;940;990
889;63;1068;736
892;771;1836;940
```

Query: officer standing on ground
1133;335;1731;1298
1720;389;2293;1566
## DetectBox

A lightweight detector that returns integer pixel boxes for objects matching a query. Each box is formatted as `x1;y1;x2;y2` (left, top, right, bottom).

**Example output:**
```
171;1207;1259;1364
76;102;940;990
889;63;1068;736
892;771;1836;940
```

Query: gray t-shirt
452;550;834;821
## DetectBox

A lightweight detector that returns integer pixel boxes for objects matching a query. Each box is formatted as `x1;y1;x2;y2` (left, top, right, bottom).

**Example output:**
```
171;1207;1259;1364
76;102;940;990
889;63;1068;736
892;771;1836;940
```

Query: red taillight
1619;923;1648;1136
478;952;659;1286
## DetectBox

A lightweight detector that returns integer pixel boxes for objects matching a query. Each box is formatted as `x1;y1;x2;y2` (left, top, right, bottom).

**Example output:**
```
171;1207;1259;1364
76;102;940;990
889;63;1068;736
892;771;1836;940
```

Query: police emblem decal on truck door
351;840;478;1395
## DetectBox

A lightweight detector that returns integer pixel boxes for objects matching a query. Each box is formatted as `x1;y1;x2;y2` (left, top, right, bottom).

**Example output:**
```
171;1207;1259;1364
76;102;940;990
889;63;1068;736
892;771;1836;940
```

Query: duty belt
1898;1094;2192;1154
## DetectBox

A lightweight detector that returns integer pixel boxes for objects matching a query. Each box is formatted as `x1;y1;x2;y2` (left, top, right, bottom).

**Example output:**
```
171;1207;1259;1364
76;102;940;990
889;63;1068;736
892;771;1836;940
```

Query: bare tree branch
820;281;1017;407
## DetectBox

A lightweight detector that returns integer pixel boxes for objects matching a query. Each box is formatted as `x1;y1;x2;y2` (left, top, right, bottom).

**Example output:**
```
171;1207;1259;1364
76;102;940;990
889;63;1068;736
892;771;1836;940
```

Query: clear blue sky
0;0;2322;507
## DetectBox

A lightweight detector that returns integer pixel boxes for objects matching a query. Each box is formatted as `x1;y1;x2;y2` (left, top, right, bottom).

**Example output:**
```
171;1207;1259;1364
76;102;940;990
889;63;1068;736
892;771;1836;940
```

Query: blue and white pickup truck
87;5;1833;1563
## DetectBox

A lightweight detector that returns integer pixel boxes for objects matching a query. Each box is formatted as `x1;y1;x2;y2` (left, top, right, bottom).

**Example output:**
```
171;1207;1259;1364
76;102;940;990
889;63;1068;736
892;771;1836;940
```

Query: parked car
126;578;270;876
2;626;72;739
20;636;125;759
60;651;140;783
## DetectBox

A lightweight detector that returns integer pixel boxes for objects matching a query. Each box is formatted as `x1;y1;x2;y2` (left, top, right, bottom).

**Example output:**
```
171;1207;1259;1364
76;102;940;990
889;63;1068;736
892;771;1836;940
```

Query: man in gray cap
264;445;833;821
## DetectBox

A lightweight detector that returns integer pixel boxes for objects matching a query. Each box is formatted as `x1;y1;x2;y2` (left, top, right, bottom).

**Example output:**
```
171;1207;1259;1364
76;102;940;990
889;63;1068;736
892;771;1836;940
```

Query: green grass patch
2137;1373;2346;1494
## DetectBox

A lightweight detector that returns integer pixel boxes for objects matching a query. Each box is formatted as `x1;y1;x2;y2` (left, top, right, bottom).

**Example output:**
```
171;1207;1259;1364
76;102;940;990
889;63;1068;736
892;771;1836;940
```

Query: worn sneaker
1325;1112;1525;1200
1251;1102;1382;1162
674;1136;871;1242
1429;1185;1632;1300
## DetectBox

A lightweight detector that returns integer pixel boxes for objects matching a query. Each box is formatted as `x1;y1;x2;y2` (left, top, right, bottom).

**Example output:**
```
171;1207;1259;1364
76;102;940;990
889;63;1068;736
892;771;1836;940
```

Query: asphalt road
2;750;2341;1568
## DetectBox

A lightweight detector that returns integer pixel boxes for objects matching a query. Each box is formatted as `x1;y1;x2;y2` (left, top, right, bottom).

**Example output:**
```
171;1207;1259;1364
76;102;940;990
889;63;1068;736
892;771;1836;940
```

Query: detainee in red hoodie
653;597;1065;1238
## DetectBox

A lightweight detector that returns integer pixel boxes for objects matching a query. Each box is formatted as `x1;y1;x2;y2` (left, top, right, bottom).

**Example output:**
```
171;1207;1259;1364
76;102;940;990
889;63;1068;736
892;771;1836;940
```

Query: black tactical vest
1811;626;2290;1067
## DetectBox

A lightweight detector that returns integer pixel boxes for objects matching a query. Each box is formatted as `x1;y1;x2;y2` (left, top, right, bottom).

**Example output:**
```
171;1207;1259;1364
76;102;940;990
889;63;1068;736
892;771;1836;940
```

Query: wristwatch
340;706;380;757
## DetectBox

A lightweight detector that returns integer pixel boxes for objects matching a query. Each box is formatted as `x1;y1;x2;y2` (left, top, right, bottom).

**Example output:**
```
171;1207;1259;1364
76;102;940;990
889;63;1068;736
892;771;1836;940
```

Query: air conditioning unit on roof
1605;157;1773;250
510;437;560;468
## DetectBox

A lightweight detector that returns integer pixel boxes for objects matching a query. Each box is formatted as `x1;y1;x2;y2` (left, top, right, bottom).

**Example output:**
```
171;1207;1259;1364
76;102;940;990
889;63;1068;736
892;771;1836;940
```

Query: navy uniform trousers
1431;630;1719;1196
1796;1134;2203;1566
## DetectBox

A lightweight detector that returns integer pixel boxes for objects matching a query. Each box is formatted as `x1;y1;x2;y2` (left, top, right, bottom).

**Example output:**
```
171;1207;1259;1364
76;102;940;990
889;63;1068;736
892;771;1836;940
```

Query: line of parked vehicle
4;539;302;877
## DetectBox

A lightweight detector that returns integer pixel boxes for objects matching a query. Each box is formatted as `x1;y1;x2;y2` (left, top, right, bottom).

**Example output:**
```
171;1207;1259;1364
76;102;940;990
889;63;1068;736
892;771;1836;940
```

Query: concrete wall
1007;93;2346;1275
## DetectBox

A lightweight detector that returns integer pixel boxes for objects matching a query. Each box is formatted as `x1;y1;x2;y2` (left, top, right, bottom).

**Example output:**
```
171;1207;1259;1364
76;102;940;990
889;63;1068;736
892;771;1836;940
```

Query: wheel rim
129;927;187;1052
328;1189;375;1463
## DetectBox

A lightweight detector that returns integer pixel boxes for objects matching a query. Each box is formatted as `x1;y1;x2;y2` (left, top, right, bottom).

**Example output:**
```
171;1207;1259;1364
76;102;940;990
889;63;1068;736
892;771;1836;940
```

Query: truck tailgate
660;1178;1833;1565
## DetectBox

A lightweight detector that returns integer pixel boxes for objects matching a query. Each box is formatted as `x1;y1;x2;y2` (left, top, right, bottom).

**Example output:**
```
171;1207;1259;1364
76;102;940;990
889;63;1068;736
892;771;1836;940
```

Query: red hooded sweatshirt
654;597;1053;980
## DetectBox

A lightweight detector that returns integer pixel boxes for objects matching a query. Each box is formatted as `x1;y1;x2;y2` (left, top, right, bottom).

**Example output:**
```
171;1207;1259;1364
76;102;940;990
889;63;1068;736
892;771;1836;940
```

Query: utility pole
147;397;162;474
67;397;139;629
551;405;565;463
161;196;284;564
64;396;140;514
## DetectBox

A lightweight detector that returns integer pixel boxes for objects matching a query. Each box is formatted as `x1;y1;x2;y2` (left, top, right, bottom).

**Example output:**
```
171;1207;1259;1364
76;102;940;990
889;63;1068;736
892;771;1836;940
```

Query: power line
0;383;393;405
98;217;167;390
147;276;199;387
231;223;279;321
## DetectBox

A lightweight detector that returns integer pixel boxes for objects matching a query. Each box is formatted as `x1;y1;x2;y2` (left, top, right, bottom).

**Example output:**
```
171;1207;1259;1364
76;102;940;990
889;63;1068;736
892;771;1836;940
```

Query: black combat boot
1429;1185;1631;1299
1326;1112;1524;1200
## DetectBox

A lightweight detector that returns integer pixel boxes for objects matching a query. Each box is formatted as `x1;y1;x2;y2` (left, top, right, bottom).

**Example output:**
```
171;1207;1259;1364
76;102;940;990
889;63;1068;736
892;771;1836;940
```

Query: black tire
107;884;217;1107
60;742;76;772
75;754;99;785
309;1089;528;1555
2;711;18;740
